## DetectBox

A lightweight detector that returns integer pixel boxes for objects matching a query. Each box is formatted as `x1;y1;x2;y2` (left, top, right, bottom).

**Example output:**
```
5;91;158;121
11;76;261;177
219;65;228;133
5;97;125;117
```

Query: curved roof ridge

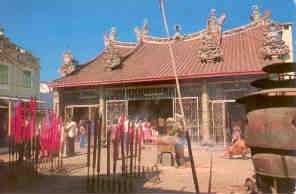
78;40;139;67
142;35;173;44
223;20;265;37
52;51;105;83
120;42;142;59
182;29;206;41
112;40;137;48
141;29;206;44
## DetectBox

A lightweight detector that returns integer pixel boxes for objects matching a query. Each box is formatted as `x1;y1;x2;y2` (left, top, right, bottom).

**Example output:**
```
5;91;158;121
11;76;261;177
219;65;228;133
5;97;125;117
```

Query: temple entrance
174;97;200;143
209;100;246;146
210;100;227;146
226;102;247;139
0;108;8;147
128;99;173;127
106;100;128;127
65;104;99;122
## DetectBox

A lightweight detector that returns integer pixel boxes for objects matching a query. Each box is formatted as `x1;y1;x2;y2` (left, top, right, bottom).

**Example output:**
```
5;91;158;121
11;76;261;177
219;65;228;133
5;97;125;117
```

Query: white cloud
293;0;296;6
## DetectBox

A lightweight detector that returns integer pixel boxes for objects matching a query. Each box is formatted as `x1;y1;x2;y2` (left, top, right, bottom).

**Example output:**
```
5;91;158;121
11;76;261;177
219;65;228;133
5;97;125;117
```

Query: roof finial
173;24;182;39
59;50;78;76
62;50;73;65
207;9;218;32
175;24;181;33
109;27;117;41
134;19;149;42
207;9;226;33
142;19;149;35
250;5;261;22
210;9;216;18
104;27;117;47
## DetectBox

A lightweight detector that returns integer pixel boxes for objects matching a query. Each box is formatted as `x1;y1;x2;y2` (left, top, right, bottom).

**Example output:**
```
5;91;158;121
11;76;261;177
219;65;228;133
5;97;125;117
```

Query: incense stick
97;114;102;175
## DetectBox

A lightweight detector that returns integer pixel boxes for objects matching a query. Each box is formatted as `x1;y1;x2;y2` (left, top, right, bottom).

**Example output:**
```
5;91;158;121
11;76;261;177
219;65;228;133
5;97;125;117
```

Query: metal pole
158;1;200;193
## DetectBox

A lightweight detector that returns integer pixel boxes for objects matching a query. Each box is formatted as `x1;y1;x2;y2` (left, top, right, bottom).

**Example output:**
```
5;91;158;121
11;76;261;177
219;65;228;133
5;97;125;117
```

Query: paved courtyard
0;144;253;193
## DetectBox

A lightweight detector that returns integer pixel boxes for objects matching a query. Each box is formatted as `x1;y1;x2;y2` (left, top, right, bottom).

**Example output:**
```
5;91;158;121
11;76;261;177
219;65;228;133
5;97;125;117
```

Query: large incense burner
237;62;296;193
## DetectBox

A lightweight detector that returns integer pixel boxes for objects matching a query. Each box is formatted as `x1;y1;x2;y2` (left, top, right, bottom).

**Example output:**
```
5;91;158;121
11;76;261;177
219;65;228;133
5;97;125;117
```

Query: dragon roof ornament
59;50;78;77
103;27;121;71
197;9;226;63
261;20;290;60
250;5;262;22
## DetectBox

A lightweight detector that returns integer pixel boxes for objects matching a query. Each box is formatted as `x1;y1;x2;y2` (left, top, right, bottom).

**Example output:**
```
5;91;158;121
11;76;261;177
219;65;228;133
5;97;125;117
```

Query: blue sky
0;0;295;81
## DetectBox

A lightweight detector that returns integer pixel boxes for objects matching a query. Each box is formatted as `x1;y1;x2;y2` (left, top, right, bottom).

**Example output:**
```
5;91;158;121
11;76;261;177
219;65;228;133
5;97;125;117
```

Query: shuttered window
23;70;32;88
0;65;8;86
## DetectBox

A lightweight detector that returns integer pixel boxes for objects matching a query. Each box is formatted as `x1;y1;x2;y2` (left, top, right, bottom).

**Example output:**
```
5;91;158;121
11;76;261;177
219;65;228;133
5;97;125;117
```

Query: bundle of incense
97;114;102;175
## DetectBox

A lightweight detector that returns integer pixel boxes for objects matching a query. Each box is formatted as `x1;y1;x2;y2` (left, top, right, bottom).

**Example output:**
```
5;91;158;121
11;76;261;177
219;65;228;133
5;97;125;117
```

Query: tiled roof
51;21;278;88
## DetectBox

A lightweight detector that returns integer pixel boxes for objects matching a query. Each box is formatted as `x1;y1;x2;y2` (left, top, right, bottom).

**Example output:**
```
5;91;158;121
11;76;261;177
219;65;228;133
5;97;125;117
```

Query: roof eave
49;70;265;88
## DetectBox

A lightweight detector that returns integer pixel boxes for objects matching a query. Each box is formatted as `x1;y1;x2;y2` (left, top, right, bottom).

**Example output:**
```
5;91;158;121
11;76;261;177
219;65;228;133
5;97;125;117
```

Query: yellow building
0;28;40;146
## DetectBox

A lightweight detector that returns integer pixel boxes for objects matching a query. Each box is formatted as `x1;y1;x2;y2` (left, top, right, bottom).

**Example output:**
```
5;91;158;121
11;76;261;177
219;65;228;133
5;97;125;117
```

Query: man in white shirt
65;118;77;156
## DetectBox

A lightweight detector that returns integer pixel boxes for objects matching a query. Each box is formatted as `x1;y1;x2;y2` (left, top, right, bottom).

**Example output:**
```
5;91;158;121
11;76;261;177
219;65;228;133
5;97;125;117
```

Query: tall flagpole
158;1;200;193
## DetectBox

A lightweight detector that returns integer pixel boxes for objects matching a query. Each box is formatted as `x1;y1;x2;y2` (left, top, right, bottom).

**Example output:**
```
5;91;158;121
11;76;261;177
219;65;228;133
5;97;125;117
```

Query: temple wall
57;75;262;144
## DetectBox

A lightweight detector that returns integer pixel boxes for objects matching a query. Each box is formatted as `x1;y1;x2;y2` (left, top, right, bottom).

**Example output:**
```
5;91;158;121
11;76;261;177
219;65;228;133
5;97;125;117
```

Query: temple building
50;6;293;145
0;28;40;147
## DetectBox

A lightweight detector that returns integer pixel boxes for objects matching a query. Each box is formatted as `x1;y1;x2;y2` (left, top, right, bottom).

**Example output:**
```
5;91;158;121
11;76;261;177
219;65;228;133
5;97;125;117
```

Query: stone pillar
99;86;106;139
53;88;64;120
201;80;210;144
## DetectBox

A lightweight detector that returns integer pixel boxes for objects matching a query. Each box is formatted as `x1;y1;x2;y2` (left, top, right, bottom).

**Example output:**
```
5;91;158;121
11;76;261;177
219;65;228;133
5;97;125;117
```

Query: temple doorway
128;99;173;126
65;104;99;123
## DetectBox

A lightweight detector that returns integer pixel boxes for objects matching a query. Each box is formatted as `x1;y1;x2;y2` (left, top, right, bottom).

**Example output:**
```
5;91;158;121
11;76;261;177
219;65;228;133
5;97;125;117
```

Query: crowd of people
60;114;184;157
62;117;88;157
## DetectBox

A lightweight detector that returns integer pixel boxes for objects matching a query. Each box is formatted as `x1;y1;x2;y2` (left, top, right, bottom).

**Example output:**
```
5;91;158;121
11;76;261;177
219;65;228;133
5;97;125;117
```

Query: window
23;70;32;88
0;64;8;87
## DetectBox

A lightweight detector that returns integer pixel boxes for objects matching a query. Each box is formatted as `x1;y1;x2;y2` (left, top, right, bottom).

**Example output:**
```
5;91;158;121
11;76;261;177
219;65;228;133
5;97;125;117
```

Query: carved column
201;80;210;144
99;86;106;139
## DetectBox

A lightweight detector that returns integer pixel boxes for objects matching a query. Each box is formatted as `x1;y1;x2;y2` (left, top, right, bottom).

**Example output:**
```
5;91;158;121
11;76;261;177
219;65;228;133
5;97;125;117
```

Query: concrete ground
0;143;253;193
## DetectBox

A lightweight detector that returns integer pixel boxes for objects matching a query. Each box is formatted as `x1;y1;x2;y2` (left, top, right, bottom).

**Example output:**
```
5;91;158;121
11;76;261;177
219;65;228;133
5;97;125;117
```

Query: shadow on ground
0;161;200;193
